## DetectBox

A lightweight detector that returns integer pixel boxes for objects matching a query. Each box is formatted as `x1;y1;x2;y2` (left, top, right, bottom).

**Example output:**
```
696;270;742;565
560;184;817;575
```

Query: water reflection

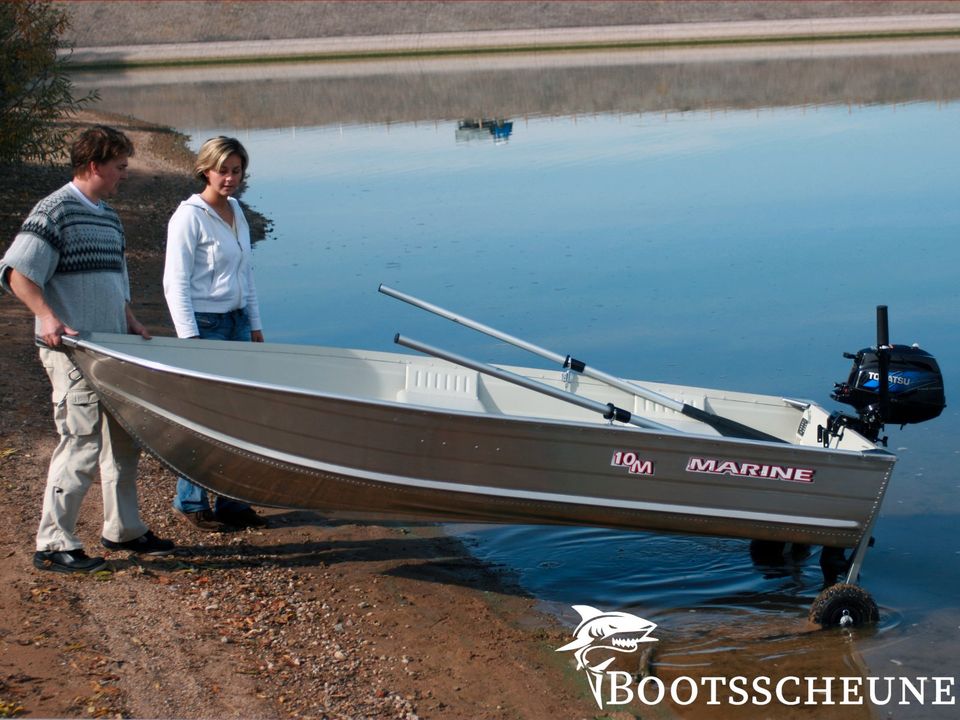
74;39;960;130
649;621;882;720
455;118;514;144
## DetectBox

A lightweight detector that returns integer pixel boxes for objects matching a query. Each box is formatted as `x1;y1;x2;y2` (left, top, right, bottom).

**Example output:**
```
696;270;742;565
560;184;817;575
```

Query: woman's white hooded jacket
163;194;262;338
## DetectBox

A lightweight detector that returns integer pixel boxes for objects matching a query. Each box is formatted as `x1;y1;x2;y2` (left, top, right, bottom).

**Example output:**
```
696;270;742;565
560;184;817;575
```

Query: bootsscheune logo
556;605;658;709
557;607;958;709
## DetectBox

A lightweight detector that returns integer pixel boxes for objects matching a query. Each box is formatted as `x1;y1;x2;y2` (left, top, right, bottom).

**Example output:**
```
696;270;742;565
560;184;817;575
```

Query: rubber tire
809;583;879;628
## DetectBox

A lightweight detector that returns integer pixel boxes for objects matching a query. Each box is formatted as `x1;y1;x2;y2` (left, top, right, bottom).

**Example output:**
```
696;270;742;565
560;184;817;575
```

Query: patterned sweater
0;183;131;335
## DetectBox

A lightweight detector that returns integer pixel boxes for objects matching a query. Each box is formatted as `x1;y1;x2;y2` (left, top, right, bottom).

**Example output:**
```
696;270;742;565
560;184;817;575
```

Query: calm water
82;43;960;717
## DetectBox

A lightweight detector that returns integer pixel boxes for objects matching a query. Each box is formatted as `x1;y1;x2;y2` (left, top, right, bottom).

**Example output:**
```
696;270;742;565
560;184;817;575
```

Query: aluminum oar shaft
381;284;686;411
381;284;782;442
381;284;568;366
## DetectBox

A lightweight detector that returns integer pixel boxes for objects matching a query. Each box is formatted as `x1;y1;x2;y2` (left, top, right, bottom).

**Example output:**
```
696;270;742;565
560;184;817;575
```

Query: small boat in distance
61;296;944;626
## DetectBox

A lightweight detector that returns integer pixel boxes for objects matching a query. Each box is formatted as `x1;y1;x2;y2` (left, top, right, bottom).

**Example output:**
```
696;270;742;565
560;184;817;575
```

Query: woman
163;136;266;531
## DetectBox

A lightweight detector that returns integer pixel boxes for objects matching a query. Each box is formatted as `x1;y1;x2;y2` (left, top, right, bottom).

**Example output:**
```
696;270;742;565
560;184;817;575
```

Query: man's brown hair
70;125;134;172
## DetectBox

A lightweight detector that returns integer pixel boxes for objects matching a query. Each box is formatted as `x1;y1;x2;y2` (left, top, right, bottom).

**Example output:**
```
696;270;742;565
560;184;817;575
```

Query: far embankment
72;37;960;131
66;14;960;67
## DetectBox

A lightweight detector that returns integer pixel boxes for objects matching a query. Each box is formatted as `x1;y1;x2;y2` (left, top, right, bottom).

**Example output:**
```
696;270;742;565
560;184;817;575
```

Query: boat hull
66;334;896;548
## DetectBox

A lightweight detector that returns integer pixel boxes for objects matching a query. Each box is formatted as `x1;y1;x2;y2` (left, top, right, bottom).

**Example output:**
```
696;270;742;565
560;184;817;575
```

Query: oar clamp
563;355;586;373
604;403;632;424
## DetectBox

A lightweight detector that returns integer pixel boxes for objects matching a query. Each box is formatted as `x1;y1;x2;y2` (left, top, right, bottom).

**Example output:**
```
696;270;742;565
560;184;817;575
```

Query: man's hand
37;313;78;348
8;270;76;347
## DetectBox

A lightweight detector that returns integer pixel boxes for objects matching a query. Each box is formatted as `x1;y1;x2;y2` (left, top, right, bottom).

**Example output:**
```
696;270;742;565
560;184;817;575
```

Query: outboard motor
828;305;945;444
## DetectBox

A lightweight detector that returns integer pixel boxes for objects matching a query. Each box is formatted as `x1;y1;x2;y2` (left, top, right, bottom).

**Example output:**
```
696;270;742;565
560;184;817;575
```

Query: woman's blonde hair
194;136;249;184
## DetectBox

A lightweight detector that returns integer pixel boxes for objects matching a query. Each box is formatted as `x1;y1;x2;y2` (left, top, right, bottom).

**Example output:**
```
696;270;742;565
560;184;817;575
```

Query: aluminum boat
60;295;944;626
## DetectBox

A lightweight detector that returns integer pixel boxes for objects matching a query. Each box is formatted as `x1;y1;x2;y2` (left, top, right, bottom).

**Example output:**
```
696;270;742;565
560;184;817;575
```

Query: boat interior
84;333;878;452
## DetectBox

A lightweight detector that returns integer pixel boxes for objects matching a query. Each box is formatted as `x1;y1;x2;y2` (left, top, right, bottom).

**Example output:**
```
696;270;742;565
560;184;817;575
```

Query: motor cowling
832;344;945;426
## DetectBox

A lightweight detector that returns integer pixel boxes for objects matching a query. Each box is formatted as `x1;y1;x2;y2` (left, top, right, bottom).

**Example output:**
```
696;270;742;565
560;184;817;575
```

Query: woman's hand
125;304;152;340
251;330;265;343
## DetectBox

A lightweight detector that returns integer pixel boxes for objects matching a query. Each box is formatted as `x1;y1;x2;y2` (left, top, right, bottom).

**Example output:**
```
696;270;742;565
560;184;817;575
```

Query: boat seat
397;363;487;413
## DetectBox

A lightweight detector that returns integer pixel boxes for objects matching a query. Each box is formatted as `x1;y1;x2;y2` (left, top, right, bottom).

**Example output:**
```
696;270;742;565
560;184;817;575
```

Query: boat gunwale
67;333;897;463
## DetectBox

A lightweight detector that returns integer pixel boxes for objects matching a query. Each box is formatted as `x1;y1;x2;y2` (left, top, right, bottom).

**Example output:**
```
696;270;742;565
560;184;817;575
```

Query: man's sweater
0;183;131;336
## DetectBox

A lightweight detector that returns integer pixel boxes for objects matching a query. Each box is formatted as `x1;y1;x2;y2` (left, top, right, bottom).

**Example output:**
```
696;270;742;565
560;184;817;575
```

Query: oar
394;334;673;432
380;284;782;443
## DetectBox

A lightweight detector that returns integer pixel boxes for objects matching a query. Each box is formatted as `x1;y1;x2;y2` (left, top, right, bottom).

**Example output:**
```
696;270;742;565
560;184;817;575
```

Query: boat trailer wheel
809;583;879;628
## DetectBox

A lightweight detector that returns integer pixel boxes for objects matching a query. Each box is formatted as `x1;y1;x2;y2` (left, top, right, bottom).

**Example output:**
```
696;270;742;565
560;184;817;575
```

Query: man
0;125;174;573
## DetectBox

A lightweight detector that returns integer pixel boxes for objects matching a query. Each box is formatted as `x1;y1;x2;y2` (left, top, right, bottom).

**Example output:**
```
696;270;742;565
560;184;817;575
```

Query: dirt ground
0;113;609;719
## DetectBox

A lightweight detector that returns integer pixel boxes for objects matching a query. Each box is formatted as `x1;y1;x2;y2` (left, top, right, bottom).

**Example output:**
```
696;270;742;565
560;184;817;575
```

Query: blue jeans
173;309;252;515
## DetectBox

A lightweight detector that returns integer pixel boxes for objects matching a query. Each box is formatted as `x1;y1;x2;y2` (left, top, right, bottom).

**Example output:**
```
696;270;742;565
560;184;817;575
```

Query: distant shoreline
66;13;960;69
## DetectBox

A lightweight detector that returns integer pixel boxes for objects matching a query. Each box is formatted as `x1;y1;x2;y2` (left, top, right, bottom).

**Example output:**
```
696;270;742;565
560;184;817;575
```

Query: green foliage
0;0;98;164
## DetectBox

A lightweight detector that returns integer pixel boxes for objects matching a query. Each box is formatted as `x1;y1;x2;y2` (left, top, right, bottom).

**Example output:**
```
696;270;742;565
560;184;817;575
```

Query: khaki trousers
35;348;148;552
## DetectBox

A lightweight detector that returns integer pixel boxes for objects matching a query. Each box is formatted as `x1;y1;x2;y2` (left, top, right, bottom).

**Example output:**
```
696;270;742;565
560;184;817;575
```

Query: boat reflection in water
456;118;514;144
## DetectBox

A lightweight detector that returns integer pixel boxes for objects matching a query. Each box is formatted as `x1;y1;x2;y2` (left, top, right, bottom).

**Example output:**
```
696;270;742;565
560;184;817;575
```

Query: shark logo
556;605;658;709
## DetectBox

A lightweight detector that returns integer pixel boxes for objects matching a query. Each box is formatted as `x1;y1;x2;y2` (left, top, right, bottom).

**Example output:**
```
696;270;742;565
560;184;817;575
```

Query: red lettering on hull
611;451;655;476
686;457;814;483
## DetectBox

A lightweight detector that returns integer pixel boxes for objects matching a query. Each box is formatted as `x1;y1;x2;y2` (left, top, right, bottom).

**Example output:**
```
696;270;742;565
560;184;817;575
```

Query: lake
76;40;960;717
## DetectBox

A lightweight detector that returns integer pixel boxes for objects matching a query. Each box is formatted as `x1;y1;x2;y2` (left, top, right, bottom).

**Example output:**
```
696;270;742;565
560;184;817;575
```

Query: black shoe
34;549;107;574
216;506;267;529
101;530;175;556
174;507;232;532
